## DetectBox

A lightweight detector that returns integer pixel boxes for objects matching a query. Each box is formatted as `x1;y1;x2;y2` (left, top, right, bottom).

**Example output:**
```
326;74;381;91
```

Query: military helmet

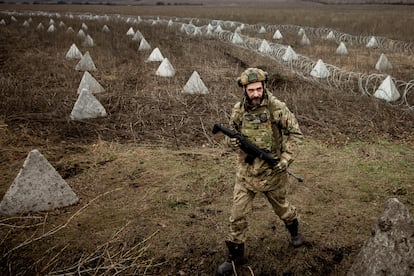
237;68;268;87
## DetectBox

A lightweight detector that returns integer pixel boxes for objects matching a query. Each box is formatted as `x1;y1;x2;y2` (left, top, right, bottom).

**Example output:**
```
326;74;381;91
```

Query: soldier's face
246;82;263;106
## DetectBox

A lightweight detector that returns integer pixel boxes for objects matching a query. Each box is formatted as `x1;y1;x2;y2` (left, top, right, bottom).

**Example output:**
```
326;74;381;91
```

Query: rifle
212;123;303;183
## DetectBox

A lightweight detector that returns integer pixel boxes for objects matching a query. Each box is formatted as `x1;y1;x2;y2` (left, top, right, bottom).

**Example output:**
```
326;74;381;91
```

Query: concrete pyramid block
77;71;104;94
156;58;175;77
65;43;82;60
82;34;94;47
75;51;97;71
59;21;66;28
181;23;195;35
132;29;143;42
375;53;392;71
336;42;348;55
146;47;164;62
206;26;213;36
138;37;151;51
77;29;86;39
347;198;413;276
373;75;400;102
36;22;44;30
49;18;55;25
66;26;75;34
81;22;88;31
47;24;56;33
300;33;311;46
232;32;243;44
183;71;208;94
180;24;187;33
282;46;298;62
192;27;202;36
102;24;110;33
215;25;224;33
298;27;305;36
0;149;79;215
126;27;135;36
366;36;378;48
259;39;271;53
70;88;107;120
326;31;335;40
273;29;283;40
258;26;266;33
310;59;330;78
22;20;30;28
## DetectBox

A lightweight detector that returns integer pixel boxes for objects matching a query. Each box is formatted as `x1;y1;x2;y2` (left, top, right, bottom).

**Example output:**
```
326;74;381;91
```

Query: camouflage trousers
228;160;297;244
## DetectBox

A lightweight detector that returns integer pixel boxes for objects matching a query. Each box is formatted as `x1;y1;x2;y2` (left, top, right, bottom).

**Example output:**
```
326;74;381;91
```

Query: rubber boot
217;241;245;276
286;219;304;248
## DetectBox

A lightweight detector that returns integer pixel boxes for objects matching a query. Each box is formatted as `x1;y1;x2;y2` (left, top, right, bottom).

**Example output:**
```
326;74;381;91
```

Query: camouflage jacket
228;90;303;167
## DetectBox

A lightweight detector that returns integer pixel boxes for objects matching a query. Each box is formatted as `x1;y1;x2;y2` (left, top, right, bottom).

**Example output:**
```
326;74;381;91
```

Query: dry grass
0;140;412;275
3;3;414;40
0;13;412;145
0;3;413;275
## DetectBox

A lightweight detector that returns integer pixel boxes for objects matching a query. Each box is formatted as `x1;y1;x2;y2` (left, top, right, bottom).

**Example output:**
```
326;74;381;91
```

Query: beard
245;92;263;107
250;96;262;106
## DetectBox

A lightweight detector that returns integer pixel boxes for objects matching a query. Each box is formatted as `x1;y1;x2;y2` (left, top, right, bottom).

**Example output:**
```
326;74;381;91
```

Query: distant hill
1;0;412;5
304;0;413;4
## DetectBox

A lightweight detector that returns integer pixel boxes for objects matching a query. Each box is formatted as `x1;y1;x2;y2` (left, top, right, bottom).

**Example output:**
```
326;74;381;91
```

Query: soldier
217;68;304;275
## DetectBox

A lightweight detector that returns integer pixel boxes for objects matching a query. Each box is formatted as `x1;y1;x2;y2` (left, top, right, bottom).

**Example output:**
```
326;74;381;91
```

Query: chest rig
241;104;274;152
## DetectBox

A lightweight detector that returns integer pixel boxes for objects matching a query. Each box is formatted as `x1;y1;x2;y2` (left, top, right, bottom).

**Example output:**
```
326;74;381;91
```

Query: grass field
0;2;413;275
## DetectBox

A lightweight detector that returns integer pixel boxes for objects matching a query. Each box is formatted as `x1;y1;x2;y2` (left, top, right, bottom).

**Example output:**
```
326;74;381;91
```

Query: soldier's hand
274;158;288;173
229;138;241;148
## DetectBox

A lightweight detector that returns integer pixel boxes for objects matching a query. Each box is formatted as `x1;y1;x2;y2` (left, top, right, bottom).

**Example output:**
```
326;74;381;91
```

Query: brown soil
0;4;413;276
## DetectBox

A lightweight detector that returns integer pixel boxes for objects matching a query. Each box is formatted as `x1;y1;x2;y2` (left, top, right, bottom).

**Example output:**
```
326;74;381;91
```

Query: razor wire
237;22;414;54
169;16;414;54
158;18;413;109
2;10;413;109
118;14;414;108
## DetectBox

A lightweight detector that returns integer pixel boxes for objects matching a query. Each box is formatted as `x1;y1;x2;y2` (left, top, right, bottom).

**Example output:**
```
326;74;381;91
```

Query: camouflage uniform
226;89;303;244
